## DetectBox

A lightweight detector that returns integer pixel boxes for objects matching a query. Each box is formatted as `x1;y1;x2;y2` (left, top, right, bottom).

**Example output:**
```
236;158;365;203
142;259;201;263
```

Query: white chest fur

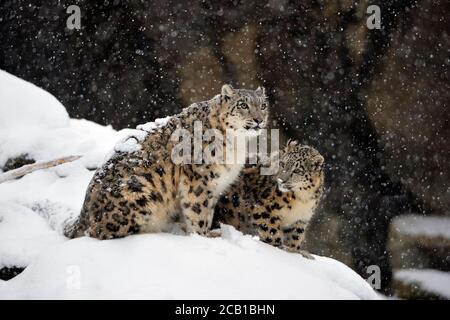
213;163;243;196
212;134;249;196
278;197;317;228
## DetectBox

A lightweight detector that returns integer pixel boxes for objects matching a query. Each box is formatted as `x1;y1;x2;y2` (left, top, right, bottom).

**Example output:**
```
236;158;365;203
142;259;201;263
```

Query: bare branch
0;155;82;184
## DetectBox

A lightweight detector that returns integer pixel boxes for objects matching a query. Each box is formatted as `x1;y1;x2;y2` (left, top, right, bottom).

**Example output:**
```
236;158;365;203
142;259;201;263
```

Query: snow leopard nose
253;118;264;128
277;170;290;182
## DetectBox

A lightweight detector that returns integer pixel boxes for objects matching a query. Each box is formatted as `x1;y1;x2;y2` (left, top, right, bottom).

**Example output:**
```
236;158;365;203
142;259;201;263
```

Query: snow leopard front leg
282;219;314;259
248;207;284;248
179;166;220;236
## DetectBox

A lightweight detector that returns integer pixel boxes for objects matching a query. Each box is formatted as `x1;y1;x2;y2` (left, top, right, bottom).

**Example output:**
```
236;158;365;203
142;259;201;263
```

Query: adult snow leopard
65;84;269;239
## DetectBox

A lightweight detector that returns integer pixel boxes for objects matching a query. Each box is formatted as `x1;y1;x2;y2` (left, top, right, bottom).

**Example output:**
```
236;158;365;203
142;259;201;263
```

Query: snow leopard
64;84;269;239
213;140;324;257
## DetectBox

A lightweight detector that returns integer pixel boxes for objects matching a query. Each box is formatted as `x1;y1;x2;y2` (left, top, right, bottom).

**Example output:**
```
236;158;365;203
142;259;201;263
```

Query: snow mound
0;70;169;269
0;226;378;300
0;202;66;268
0;159;98;268
0;69;120;169
0;70;69;129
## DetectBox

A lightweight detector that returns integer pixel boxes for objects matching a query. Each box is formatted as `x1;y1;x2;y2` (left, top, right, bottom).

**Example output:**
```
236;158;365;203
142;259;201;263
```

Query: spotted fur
65;84;269;239
213;140;324;256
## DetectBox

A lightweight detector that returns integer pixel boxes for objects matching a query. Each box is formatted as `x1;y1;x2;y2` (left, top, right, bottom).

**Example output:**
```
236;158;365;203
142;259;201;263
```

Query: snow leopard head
220;84;269;131
276;140;324;195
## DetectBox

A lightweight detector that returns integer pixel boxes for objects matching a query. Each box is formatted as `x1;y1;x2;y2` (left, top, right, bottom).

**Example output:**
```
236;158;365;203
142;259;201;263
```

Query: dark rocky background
1;0;449;294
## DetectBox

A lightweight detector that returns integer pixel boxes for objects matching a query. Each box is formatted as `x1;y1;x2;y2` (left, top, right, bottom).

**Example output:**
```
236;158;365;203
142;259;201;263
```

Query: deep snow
0;69;378;299
0;226;378;299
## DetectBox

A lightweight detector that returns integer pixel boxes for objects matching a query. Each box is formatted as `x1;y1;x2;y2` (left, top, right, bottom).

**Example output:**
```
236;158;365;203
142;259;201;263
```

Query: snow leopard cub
214;140;324;257
65;84;269;239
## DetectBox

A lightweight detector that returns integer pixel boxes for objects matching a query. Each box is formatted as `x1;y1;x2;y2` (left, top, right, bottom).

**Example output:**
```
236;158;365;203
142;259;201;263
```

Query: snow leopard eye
238;101;249;109
293;169;302;174
261;103;268;110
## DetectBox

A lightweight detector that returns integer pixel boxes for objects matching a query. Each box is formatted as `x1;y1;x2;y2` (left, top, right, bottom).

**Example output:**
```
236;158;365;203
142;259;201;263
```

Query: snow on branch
0;155;82;184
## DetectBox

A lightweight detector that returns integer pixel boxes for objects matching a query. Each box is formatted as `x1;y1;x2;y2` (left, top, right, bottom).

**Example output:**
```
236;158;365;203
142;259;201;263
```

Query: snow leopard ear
286;139;299;148
311;154;325;169
256;86;266;96
221;84;235;96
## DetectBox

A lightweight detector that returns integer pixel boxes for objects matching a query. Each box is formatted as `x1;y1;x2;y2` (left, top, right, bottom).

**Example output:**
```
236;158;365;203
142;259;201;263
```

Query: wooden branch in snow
0;155;82;184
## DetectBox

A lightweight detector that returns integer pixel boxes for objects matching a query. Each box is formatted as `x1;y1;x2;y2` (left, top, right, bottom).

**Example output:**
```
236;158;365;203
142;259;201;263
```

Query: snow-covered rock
393;269;450;300
0;70;378;299
391;215;450;239
388;214;450;271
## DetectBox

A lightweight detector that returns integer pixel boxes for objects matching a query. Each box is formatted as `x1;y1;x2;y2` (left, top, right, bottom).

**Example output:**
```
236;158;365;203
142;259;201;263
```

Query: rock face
0;1;449;293
366;1;450;214
388;215;450;300
0;267;24;281
2;155;35;172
